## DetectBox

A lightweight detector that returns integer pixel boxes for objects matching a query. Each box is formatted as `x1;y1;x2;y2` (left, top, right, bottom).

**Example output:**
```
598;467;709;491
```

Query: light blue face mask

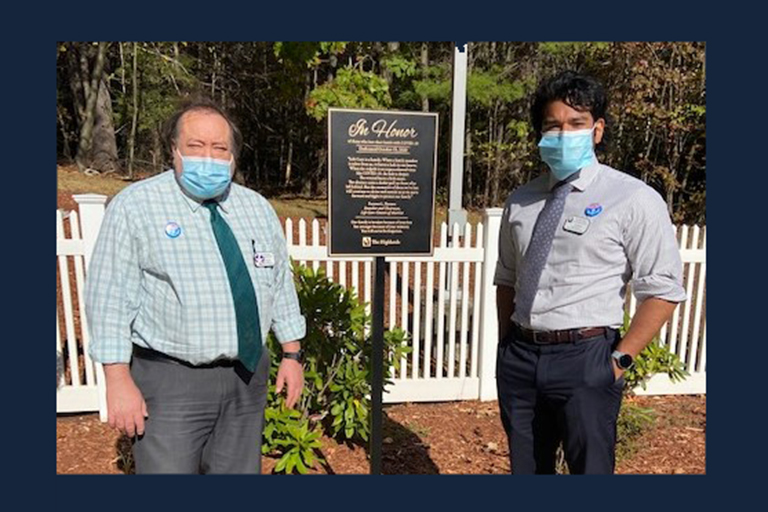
538;127;597;181
176;149;233;200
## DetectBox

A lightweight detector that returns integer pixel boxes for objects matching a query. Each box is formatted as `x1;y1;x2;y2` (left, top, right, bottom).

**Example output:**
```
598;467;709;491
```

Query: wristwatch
282;349;304;364
611;350;634;370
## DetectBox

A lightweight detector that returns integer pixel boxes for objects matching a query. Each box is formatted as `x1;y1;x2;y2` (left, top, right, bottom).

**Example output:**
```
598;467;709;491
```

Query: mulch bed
57;395;705;475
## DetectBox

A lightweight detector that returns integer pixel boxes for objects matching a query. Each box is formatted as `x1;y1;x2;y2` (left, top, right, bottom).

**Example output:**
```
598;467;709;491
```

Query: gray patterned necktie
515;181;573;324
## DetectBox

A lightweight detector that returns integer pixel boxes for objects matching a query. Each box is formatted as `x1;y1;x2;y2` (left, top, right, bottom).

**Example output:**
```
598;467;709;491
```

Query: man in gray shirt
494;70;686;474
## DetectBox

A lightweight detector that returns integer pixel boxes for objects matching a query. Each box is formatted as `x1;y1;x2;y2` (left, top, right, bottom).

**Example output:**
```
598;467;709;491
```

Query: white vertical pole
424;260;435;379
73;194;107;271
57;211;80;387
448;43;468;231
436;224;448;379
478;208;503;401
400;261;410;379
679;226;699;369
470;222;484;378
73;194;107;421
70;211;96;387
668;225;687;356
459;224;472;379
311;219;320;272
388;259;397;377
364;259;372;323
412;261;422;379
298;219;307;267
447;224;460;378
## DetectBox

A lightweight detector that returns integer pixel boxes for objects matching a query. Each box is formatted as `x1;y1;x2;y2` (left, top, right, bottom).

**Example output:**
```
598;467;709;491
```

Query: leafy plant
262;263;410;473
263;402;324;475
619;311;689;393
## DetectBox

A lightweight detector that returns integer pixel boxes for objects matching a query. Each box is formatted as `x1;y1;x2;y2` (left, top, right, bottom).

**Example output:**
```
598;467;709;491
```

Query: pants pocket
583;337;615;388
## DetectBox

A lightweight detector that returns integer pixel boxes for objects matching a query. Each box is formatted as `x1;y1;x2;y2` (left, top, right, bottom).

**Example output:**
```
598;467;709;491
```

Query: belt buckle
532;331;548;345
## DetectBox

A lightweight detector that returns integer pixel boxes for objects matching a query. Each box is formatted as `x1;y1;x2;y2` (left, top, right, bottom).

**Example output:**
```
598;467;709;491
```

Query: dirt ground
57;394;705;475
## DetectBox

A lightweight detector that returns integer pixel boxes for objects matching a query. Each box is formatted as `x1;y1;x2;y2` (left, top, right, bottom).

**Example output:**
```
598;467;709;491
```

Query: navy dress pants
496;328;624;474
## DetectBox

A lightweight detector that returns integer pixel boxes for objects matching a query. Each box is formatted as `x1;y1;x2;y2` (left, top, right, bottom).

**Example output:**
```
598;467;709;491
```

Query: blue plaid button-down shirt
85;170;306;365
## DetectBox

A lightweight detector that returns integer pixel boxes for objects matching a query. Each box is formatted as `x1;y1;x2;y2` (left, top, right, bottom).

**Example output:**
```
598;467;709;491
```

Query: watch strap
282;351;303;363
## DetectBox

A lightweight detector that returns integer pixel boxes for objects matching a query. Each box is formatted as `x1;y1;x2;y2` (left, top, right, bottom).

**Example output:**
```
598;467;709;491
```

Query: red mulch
57;395;705;475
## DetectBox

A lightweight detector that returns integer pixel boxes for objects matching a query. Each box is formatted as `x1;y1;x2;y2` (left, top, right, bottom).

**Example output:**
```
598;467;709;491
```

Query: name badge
563;216;590;235
254;252;275;267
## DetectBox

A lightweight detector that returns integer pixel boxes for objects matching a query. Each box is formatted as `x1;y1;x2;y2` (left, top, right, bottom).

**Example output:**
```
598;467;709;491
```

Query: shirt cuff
493;265;516;288
632;275;688;303
272;314;307;344
87;340;134;365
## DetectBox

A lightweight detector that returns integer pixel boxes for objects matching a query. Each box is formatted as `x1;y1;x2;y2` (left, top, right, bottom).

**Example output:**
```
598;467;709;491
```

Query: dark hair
530;70;608;141
164;97;243;159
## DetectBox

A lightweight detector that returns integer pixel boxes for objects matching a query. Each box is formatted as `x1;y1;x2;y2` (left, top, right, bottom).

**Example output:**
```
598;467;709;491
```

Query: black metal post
370;256;385;474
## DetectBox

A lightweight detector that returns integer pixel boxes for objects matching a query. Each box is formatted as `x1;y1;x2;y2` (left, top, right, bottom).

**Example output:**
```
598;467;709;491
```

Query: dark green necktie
204;201;262;372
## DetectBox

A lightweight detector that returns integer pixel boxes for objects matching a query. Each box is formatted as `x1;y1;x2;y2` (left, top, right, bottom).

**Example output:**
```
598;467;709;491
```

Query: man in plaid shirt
85;99;306;474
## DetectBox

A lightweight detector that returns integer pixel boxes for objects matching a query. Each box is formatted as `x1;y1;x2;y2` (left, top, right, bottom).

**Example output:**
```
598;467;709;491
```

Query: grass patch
57;164;137;198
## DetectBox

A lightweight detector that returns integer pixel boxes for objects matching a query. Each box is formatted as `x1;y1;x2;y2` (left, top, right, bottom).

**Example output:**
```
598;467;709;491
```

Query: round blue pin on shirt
165;221;182;238
585;204;603;217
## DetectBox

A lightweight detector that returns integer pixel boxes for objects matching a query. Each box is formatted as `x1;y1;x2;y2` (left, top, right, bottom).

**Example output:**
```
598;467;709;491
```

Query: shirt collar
546;159;601;192
171;170;232;214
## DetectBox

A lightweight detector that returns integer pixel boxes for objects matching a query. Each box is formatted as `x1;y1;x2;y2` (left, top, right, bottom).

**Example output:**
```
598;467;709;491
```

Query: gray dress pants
130;349;270;474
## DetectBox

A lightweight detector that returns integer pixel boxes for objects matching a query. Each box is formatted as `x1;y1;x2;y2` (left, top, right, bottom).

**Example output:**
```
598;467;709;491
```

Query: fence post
478;208;503;401
73;194;108;421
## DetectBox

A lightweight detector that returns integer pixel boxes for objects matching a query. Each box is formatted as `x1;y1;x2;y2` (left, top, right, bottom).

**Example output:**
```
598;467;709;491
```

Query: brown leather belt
513;323;612;345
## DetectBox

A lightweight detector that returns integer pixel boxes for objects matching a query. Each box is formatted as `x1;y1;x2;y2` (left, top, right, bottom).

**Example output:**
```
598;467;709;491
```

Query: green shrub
262;263;410;473
619;311;689;394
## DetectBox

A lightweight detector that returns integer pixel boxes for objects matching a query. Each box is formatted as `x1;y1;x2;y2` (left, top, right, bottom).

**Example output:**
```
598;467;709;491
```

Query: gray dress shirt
493;161;687;331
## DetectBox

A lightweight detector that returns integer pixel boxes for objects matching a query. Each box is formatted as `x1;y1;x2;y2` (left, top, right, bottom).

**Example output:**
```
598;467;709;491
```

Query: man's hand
104;363;148;438
275;342;304;408
612;359;625;382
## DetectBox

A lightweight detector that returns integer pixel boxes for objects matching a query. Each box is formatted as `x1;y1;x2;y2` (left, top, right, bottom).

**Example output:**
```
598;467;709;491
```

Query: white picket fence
56;195;108;419
628;224;707;395
56;196;706;417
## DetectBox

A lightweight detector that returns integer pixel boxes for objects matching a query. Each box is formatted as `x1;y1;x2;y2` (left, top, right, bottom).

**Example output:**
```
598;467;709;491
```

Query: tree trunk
66;46;85;123
492;112;505;206
57;104;73;161
75;42;120;174
152;126;162;175
127;42;139;179
75;43;105;167
211;45;217;99
382;42;400;88
305;147;326;197
421;42;429;112
90;75;121;174
483;110;493;207
284;135;294;186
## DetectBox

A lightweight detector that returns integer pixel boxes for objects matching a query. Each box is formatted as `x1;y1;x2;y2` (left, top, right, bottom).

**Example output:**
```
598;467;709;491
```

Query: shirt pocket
249;243;278;295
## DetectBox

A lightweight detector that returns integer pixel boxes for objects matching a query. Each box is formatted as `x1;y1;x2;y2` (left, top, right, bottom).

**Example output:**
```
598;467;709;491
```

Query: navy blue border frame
17;0;761;508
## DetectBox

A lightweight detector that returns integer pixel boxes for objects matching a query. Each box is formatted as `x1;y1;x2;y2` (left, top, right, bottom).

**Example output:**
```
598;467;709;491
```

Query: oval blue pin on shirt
585;204;603;217
165;221;182;238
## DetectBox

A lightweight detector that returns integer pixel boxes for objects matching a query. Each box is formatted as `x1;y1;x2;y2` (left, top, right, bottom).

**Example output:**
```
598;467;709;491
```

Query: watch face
618;354;633;369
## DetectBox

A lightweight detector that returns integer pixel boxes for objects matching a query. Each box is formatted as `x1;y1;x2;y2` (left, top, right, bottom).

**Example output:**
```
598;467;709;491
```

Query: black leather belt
513;323;612;345
132;345;238;368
